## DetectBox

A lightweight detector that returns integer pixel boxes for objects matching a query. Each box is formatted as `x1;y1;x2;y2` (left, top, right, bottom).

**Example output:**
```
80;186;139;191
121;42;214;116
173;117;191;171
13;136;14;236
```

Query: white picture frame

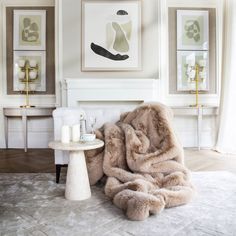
177;51;209;91
82;0;141;71
177;10;209;50
13;10;46;50
13;51;46;92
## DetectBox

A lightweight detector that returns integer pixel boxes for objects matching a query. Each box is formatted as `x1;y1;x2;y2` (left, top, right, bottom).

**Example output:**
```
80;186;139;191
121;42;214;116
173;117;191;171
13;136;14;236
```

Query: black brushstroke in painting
117;10;128;15
90;43;129;61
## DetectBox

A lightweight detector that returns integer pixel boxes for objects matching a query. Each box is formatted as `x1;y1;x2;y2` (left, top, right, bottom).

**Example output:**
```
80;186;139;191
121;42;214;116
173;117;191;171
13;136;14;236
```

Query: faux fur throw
85;103;195;221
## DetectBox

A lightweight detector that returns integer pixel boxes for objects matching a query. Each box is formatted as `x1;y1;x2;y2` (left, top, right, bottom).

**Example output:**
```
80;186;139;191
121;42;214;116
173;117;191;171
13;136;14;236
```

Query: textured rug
0;172;236;236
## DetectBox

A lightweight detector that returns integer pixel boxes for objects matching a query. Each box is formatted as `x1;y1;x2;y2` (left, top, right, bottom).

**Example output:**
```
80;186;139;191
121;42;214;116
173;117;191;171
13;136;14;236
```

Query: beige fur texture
85;103;195;221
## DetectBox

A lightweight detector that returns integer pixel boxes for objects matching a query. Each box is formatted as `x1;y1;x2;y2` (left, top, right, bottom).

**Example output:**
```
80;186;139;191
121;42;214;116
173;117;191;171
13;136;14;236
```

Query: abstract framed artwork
82;0;141;71
13;51;46;92
177;10;209;50
177;51;209;91
13;10;46;50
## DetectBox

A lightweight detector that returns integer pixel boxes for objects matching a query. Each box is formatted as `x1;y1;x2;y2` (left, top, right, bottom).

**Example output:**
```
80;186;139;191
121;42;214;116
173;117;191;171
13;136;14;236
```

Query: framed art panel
13;51;46;92
13;10;46;50
177;10;209;50
82;0;141;71
177;51;209;91
6;7;55;94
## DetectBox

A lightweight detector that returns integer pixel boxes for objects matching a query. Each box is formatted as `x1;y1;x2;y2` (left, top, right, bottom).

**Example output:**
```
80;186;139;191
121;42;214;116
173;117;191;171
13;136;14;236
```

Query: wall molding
159;0;223;107
62;78;160;107
0;0;56;148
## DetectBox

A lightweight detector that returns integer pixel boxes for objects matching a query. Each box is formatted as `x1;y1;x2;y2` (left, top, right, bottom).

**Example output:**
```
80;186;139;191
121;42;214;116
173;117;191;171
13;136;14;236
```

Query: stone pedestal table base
65;150;91;201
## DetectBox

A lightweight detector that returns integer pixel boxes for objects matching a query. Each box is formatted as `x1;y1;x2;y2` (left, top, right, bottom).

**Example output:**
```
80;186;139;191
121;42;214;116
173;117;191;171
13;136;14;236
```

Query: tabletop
48;139;104;151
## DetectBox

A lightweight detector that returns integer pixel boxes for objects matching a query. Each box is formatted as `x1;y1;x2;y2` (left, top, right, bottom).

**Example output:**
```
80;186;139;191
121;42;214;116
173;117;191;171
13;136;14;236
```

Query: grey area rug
0;172;236;236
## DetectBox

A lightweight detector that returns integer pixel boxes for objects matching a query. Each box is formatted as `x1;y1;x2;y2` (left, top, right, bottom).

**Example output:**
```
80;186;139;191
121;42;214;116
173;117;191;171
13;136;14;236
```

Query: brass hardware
189;63;206;108
18;61;38;108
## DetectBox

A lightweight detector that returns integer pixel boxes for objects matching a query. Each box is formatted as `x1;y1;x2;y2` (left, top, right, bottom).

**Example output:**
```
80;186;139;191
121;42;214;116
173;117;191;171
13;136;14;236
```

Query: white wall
0;0;223;149
61;0;159;79
159;0;223;147
0;0;56;148
58;0;222;148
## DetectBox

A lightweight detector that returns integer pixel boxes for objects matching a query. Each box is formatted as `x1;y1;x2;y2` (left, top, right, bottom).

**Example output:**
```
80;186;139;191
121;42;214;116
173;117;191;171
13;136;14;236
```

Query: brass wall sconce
18;59;38;108
186;60;207;107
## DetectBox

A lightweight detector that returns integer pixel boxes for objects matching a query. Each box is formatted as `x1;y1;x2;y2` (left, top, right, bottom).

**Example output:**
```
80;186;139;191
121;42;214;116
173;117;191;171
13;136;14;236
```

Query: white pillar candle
61;125;70;143
72;124;80;142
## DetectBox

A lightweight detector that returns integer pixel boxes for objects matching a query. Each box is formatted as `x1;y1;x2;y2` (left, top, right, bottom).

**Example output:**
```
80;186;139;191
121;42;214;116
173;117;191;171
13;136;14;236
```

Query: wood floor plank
0;148;236;174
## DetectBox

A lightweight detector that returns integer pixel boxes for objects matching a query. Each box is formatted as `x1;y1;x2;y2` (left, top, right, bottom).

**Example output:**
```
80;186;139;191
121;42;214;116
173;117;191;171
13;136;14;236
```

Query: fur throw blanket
85;103;195;221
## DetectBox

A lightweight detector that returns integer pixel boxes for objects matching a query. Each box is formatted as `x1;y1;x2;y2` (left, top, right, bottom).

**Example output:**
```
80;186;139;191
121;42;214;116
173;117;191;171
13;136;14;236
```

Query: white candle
72;124;80;142
61;125;70;143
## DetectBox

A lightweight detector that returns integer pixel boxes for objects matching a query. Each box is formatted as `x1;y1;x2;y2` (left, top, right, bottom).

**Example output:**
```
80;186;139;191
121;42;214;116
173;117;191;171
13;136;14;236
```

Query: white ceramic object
61;125;70;143
81;133;96;142
29;71;37;79
72;124;80;142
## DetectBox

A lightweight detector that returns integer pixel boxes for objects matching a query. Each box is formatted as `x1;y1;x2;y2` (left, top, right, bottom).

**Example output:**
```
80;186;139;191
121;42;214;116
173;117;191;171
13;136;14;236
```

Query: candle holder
186;61;206;107
18;60;38;108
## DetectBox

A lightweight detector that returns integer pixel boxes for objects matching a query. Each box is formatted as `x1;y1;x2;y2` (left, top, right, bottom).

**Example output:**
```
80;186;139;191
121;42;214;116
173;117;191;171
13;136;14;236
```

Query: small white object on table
49;139;104;201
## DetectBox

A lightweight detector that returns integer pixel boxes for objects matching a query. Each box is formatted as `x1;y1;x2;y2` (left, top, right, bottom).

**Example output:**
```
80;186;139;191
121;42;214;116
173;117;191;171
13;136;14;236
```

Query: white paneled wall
173;116;217;148
0;0;222;149
0;0;56;148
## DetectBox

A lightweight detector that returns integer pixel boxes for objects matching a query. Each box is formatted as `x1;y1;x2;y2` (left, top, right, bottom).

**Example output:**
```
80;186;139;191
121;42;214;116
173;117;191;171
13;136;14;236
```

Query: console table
3;107;55;152
171;106;219;150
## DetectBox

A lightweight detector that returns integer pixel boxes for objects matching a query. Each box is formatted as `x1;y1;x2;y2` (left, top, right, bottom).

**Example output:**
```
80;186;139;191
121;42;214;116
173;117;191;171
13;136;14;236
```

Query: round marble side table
49;139;104;201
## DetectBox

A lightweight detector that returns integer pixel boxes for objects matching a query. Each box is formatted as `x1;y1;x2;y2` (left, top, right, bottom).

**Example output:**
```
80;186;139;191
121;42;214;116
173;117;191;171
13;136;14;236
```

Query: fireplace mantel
61;78;159;107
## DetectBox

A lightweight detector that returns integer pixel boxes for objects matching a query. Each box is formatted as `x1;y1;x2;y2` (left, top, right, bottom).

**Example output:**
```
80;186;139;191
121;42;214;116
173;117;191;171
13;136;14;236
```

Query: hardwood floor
185;148;236;175
0;148;236;175
0;149;55;173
